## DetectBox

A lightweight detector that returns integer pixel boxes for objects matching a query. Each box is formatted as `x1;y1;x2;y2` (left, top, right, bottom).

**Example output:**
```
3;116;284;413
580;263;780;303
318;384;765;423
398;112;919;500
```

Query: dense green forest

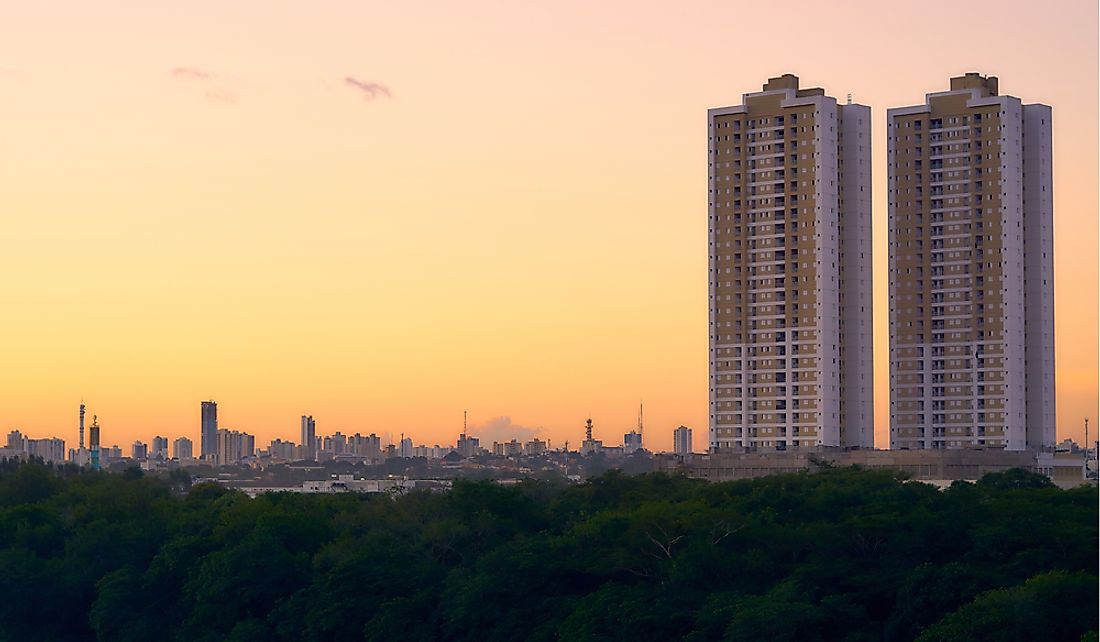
0;460;1095;642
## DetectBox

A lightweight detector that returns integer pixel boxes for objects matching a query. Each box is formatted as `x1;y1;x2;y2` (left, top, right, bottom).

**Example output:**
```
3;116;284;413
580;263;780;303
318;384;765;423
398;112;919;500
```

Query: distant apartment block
673;425;693;456
173;436;193;460
888;73;1055;450
152;435;169;460
300;415;317;460
525;439;548;456
217;428;255;465
102;445;121;465
31;437;67;464
708;74;874;452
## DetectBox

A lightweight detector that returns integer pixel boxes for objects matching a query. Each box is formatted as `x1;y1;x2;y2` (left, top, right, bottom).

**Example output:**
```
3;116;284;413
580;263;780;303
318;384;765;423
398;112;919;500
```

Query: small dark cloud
169;67;235;104
466;416;543;444
344;77;392;101
169;66;214;80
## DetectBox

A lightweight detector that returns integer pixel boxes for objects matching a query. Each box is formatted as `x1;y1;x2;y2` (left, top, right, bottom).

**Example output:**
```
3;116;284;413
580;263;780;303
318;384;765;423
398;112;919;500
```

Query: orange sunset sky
1;1;1096;453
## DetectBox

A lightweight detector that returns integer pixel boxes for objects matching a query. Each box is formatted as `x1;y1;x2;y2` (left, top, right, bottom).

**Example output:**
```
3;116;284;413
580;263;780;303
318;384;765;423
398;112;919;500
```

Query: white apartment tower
673;425;693;456
708;75;874;451
888;73;1055;450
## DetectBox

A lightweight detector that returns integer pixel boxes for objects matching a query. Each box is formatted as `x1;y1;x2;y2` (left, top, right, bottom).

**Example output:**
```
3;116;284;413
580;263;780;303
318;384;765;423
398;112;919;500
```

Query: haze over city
1;1;1096;453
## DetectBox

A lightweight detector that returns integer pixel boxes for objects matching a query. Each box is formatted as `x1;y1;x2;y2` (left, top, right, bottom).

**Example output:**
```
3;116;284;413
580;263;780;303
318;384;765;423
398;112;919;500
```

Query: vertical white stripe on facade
998;97;1028;450
839;103;874;447
1022;104;1056;448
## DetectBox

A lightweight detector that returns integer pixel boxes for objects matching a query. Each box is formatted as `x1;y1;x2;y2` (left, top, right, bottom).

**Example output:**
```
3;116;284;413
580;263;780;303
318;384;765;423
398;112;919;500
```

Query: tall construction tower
89;415;101;470
78;402;86;450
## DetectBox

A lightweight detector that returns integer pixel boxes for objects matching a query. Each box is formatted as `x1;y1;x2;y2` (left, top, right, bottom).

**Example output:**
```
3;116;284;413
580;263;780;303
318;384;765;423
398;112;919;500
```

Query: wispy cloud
169;66;236;104
344;77;391;101
169;66;214;80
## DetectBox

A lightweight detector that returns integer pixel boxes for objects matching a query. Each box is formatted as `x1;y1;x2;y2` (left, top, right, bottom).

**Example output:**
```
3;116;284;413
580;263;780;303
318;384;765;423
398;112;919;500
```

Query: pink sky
0;1;1096;452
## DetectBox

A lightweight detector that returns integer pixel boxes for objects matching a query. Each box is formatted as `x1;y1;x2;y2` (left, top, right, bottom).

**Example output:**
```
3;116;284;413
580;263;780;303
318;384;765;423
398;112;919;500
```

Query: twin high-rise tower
708;73;1055;453
887;73;1055;450
708;74;874;452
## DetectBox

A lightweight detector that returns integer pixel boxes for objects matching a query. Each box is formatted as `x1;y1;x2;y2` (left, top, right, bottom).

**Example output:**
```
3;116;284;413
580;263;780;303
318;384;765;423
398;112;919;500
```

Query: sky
0;0;1096;453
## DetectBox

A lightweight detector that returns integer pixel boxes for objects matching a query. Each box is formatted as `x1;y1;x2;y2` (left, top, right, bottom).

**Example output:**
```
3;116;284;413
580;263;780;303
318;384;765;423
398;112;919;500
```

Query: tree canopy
0;459;1095;641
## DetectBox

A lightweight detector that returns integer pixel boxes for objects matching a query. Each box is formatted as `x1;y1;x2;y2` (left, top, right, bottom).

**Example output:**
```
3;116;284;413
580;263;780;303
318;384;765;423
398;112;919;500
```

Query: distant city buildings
4;430;67;464
524;438;548;456
265;438;297;460
132;441;148;461
888;73;1055;451
623;430;643;454
457;432;480;458
216;428;255;465
708;74;874;453
493;439;523;457
102;444;121;465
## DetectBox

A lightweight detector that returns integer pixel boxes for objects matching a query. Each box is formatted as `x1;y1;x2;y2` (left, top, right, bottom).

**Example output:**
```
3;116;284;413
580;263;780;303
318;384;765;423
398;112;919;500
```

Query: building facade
708;74;874;452
888;73;1055;450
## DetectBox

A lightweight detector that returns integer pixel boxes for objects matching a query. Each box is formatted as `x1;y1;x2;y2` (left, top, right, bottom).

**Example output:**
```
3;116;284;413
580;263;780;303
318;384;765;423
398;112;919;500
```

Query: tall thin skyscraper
300;415;316;460
887;73;1055;450
78;402;85;449
201;401;218;458
708;74;873;452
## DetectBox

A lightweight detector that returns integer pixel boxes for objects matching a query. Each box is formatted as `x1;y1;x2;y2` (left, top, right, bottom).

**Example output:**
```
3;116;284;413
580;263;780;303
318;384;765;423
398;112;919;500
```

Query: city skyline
1;1;1096;453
